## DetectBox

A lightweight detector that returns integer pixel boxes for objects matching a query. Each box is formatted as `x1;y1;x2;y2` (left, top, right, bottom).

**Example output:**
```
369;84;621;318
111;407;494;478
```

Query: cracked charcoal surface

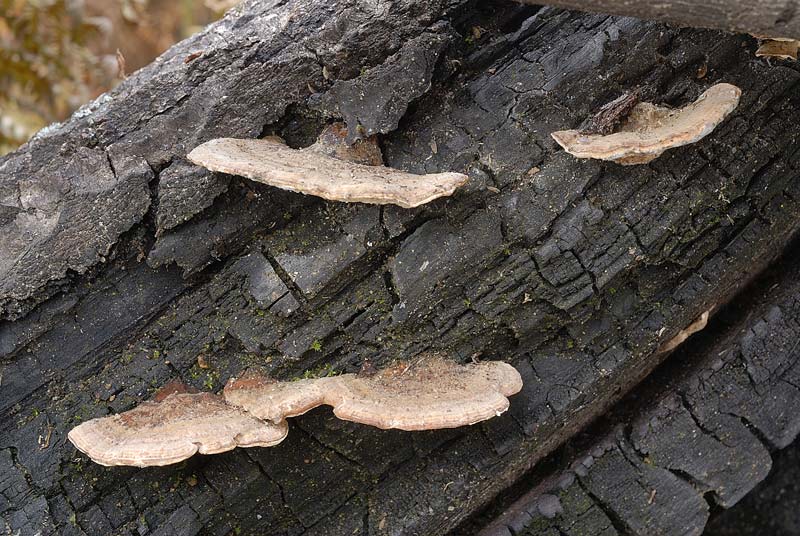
155;160;230;235
474;243;800;536
1;0;800;535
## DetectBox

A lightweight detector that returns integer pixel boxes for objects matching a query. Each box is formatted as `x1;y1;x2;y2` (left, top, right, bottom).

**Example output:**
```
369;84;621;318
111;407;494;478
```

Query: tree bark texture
471;237;800;535
517;0;800;39
2;1;800;535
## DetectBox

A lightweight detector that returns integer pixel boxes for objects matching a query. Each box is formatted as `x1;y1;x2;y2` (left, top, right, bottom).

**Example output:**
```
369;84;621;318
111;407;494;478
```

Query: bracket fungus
69;357;522;467
755;38;799;60
225;355;523;431
187;126;468;208
551;83;741;165
67;392;288;467
657;309;711;354
224;372;329;423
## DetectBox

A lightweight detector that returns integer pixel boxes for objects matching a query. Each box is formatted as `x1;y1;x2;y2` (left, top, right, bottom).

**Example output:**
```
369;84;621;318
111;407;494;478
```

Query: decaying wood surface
516;0;800;39
471;239;800;535
2;0;800;535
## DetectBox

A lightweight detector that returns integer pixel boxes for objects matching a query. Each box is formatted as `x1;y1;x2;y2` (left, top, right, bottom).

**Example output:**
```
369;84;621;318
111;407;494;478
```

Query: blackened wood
2;1;800;536
517;0;800;39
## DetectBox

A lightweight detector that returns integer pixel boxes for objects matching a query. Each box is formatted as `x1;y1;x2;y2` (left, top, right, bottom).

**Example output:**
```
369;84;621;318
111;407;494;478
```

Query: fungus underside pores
68;355;523;467
551;83;742;165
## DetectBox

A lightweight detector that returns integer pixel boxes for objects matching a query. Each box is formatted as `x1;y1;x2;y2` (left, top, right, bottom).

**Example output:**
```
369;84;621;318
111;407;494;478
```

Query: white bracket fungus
67;391;288;467
69;356;522;467
551;83;741;165
187;125;467;208
657;309;711;355
225;354;523;431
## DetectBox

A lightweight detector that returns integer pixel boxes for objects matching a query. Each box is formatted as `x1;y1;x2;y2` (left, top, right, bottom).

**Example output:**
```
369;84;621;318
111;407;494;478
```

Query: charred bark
471;235;800;536
517;0;800;39
2;1;800;535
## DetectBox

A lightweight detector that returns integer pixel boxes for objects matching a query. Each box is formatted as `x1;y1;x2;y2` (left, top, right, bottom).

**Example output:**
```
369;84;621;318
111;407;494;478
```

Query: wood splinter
187;124;468;208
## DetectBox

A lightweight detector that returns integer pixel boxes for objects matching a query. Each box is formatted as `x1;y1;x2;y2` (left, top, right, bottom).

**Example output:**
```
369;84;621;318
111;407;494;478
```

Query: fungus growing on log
326;356;523;430
187;131;468;208
68;392;288;467
225;354;523;430
657;309;711;354
224;371;329;422
551;83;741;165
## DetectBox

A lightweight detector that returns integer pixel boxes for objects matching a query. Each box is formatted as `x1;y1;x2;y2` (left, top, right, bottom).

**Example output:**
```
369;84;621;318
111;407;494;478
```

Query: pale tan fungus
326;356;523;430
187;126;468;208
68;392;288;467
756;39;799;60
657;309;711;354
224;354;524;431
224;370;330;423
551;83;741;165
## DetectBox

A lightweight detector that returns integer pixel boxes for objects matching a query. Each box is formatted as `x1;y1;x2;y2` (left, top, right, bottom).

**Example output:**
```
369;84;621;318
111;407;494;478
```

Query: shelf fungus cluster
68;355;523;467
551;83;741;165
187;124;468;208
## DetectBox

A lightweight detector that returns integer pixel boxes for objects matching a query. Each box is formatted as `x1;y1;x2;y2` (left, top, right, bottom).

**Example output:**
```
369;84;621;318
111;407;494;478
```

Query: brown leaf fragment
187;137;467;208
308;123;383;166
551;83;741;165
153;379;198;402
185;51;203;64
68;392;287;467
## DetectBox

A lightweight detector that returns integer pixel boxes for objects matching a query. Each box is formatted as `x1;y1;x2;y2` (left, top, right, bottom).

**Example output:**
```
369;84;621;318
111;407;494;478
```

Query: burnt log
2;1;800;535
471;237;800;536
517;0;800;40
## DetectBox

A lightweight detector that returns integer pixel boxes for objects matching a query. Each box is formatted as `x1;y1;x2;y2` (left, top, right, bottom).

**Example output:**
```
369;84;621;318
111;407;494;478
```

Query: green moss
309;339;323;352
301;363;337;379
203;372;217;390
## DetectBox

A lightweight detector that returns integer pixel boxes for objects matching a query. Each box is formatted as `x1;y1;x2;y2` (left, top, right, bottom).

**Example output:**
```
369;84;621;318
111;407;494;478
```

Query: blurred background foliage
0;0;239;155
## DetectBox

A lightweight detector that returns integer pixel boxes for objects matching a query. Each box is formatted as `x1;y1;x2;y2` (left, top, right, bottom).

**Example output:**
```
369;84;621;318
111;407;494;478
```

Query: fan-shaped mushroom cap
551;83;741;165
224;370;330;422
224;355;523;431
187;137;467;208
68;393;288;467
326;357;523;430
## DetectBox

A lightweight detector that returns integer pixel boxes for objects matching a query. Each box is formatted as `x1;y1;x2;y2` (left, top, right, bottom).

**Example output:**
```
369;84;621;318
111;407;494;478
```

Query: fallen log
2;1;800;535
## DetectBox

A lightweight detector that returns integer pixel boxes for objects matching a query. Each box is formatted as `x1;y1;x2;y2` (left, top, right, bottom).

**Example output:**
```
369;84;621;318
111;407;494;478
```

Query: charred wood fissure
516;0;800;40
470;233;800;536
2;1;800;535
